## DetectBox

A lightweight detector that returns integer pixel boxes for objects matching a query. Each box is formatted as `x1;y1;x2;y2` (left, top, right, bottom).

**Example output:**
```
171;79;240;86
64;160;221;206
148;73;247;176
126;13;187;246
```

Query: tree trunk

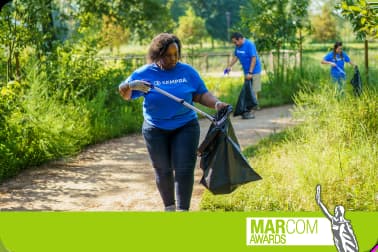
7;42;14;82
15;51;21;81
364;39;369;85
299;29;303;77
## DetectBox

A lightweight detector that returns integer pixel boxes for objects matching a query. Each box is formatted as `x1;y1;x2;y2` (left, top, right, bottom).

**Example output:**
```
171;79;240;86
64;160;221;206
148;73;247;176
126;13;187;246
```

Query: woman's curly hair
147;33;182;63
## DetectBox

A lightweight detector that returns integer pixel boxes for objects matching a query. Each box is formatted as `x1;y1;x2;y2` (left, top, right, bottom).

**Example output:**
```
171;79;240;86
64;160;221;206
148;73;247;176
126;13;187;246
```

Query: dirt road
0;105;295;211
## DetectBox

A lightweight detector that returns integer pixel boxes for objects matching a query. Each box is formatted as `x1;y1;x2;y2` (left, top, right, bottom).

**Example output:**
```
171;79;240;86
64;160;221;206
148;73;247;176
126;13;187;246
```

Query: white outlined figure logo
0;239;10;252
316;185;359;252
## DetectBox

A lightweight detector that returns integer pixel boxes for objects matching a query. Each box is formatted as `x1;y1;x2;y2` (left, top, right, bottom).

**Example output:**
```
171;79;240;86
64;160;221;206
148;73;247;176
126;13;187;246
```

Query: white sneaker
164;205;176;212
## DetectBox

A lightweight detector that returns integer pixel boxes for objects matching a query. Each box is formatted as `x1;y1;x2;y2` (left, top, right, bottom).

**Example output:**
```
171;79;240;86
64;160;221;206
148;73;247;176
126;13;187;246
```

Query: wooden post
364;39;369;85
205;54;209;73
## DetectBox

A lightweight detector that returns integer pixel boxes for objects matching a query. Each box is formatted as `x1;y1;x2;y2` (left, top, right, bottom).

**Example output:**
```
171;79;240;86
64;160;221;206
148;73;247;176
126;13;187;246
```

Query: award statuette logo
316;185;359;252
0;239;10;252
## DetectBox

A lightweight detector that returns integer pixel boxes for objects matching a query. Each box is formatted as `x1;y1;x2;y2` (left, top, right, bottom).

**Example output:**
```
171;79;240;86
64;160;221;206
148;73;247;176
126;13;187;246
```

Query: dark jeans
142;119;200;210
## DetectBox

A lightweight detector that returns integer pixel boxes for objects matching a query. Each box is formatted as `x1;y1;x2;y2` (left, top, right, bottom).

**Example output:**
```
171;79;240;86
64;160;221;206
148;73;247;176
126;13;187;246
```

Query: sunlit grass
200;83;378;212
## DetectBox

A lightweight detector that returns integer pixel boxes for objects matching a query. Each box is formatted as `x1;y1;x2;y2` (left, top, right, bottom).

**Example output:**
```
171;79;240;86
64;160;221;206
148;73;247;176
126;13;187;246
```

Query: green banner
0;212;376;252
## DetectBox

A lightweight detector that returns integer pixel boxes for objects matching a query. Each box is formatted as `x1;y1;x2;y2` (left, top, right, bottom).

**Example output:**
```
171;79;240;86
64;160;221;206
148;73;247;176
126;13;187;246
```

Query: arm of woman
119;82;132;100
321;59;336;66
193;92;228;111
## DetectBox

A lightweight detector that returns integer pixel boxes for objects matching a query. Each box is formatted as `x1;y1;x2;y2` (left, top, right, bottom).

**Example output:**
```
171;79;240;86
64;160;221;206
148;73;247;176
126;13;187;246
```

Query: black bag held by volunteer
350;66;362;97
197;106;262;194
234;79;258;117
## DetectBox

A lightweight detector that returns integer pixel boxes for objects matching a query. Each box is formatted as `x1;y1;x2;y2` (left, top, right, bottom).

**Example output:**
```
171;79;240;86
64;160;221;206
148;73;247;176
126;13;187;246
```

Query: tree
0;0;175;84
337;0;378;84
167;0;187;22
100;16;130;54
190;0;248;42
76;0;174;43
311;4;338;42
290;0;311;75
0;0;58;82
175;7;208;46
239;0;310;79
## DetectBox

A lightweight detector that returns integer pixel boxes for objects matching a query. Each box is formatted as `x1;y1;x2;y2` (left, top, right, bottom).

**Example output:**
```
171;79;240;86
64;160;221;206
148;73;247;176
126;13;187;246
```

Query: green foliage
76;0;174;43
85;68;144;143
310;4;338;42
0;47;143;181
175;7;208;45
190;0;248;41
167;0;187;22
0;0;57;81
338;0;378;39
46;42;105;101
201;84;378;212
239;0;310;52
238;0;311;86
100;16;130;54
0;73;91;180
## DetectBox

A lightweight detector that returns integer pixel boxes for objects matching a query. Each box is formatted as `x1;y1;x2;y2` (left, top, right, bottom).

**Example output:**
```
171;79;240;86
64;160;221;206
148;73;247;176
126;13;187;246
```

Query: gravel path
0;105;296;211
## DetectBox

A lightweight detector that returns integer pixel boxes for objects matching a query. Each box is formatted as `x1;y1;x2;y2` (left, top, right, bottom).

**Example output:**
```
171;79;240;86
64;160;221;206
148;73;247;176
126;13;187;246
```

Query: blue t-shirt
323;51;351;79
121;62;208;130
234;39;262;74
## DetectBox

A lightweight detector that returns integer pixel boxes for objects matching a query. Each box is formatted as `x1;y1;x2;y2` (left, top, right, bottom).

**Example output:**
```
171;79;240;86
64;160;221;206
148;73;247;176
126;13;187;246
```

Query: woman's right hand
119;82;132;100
119;80;151;100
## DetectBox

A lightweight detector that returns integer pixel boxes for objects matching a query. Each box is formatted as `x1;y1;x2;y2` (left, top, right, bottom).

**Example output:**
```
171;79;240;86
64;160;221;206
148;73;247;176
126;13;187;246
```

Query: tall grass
0;57;143;181
200;83;378;212
0;71;91;179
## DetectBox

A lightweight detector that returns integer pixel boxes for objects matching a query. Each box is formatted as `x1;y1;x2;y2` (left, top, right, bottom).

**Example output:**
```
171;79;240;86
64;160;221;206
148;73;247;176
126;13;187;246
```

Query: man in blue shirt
225;32;262;119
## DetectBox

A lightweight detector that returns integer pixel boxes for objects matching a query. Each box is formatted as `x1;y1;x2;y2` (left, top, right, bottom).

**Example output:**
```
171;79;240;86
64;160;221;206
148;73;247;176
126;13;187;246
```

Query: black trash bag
197;105;262;194
234;79;258;117
350;66;362;97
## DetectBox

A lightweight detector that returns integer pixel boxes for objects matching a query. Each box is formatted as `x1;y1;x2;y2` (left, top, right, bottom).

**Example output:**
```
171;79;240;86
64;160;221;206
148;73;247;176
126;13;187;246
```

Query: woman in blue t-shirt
119;33;228;211
321;41;355;94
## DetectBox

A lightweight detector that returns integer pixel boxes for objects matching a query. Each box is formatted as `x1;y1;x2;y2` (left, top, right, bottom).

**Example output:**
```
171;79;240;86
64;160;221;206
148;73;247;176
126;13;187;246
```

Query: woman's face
335;45;343;54
160;43;179;70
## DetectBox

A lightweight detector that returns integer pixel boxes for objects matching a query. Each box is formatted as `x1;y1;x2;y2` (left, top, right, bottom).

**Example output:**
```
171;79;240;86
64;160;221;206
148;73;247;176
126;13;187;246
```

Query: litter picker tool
335;65;346;75
126;80;222;125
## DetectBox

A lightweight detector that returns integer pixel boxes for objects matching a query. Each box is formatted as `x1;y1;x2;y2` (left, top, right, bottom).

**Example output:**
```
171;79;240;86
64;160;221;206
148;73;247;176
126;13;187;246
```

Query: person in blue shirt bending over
119;33;228;212
224;32;262;119
321;41;355;95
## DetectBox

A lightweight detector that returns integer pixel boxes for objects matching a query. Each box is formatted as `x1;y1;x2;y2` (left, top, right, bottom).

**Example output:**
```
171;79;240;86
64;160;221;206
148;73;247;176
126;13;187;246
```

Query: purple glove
224;68;231;75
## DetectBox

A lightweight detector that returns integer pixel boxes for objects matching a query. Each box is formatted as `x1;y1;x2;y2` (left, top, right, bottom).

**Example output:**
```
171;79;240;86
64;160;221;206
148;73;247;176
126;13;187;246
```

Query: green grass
2;40;377;185
200;84;378;212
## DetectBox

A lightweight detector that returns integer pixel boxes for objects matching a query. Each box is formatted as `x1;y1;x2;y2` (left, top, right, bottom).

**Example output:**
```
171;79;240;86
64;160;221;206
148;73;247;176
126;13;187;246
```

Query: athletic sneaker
242;111;255;119
164;205;176;212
